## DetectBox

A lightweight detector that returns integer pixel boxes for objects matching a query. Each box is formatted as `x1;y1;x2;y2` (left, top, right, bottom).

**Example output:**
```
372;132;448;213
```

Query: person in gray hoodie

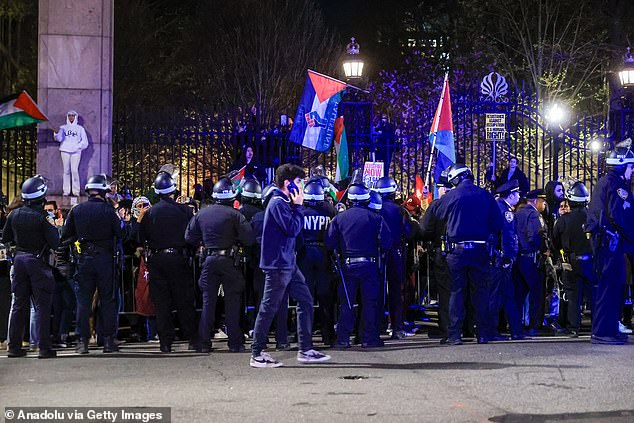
53;110;88;196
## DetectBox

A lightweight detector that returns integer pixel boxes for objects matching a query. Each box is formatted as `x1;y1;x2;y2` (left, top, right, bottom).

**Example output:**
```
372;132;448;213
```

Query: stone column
37;0;114;199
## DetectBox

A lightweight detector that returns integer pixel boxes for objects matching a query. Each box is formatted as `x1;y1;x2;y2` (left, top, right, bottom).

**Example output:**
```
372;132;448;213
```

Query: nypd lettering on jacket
303;214;331;232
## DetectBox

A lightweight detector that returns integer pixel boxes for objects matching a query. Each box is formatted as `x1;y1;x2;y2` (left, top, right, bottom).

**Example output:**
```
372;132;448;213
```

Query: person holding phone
250;164;331;367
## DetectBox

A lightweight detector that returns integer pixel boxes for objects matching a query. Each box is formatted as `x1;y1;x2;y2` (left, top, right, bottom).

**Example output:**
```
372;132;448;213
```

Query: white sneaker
0;340;7;351
297;349;331;363
215;329;229;339
619;321;632;334
250;352;283;368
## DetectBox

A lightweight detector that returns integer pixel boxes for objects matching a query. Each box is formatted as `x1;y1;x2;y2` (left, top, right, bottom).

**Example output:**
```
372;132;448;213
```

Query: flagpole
424;73;449;188
308;69;369;94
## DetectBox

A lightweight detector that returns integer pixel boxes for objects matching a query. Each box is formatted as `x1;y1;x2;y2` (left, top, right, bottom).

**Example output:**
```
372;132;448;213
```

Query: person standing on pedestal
53;110;88;197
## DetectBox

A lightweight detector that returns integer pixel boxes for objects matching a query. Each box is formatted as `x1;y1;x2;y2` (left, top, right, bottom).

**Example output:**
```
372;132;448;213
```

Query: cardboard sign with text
363;161;384;188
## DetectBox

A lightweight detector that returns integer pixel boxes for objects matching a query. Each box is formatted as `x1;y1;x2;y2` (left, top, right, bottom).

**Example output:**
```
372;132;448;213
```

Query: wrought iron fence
0;126;37;202
113;89;606;199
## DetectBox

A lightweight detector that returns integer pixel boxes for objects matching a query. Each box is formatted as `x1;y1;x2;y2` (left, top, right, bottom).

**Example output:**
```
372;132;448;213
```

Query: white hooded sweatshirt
54;110;89;153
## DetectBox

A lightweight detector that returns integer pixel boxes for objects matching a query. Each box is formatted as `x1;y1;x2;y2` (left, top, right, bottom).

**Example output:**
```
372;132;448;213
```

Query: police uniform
2;177;60;357
585;149;634;343
419;195;451;340
325;185;392;347
514;189;547;334
298;183;336;345
185;180;254;352
490;180;524;339
435;165;503;343
552;184;593;335
139;195;199;352
62;176;128;353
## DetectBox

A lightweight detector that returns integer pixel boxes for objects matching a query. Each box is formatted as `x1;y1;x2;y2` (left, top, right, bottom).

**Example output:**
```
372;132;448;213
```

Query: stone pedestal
37;0;114;195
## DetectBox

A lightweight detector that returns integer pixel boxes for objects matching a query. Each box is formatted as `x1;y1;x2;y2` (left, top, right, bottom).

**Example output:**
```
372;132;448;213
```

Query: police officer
515;188;548;336
585;147;634;344
239;178;263;222
307;175;338;217
552;182;593;337
435;164;503;344
62;174;127;354
490;180;525;340
368;190;383;213
249;183;289;349
373;176;415;339
185;177;254;353
139;172;199;352
418;169;452;343
325;183;392;348
2;176;60;358
298;181;336;345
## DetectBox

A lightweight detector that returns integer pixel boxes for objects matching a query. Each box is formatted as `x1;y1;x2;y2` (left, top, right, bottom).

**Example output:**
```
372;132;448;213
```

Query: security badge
617;188;630;209
504;211;514;223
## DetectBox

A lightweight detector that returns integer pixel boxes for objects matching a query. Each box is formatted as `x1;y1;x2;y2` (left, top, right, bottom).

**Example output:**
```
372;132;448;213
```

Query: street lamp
618;47;634;88
544;102;568;181
342;37;364;80
545;102;567;126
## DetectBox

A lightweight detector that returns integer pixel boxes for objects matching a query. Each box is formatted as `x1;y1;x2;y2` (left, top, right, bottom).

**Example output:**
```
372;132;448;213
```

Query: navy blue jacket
515;204;545;253
380;199;415;248
325;204;392;258
496;198;518;259
2;204;60;254
259;189;303;270
140;197;193;249
418;198;446;247
586;171;634;243
301;203;334;244
61;196;127;249
435;180;503;243
185;203;254;249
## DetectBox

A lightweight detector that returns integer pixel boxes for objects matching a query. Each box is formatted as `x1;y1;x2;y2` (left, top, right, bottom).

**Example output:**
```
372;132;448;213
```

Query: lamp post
545;102;567;181
342;37;365;81
611;47;634;143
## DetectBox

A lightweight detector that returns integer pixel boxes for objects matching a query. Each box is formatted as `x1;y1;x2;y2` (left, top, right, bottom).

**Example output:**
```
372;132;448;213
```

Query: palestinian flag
231;165;246;187
334;116;349;182
0;91;48;130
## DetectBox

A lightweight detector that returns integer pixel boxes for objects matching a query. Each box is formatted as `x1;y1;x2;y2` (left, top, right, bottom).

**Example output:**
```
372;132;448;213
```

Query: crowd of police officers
2;142;634;360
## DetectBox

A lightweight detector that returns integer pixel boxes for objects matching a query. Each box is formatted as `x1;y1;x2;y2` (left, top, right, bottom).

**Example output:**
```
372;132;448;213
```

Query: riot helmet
21;175;48;203
241;178;262;204
303;181;325;206
261;183;277;208
212;177;237;204
373;176;397;198
154;171;176;195
85;174;110;196
368;190;383;212
436;169;450;188
447;163;474;187
566;181;589;206
347;183;371;206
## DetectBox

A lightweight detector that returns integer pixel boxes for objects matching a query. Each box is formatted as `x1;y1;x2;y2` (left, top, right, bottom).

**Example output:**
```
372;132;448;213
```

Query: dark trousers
252;267;313;355
147;252;198;347
446;245;491;340
253;267;288;345
337;262;381;344
562;259;594;331
8;253;55;351
432;250;451;337
76;253;117;341
298;246;336;344
51;267;76;340
0;261;10;341
592;246;625;337
515;255;544;330
198;255;245;349
489;265;523;336
379;248;405;332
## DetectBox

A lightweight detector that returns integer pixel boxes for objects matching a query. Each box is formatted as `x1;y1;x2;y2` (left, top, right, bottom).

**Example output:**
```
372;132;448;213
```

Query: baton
333;251;352;311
